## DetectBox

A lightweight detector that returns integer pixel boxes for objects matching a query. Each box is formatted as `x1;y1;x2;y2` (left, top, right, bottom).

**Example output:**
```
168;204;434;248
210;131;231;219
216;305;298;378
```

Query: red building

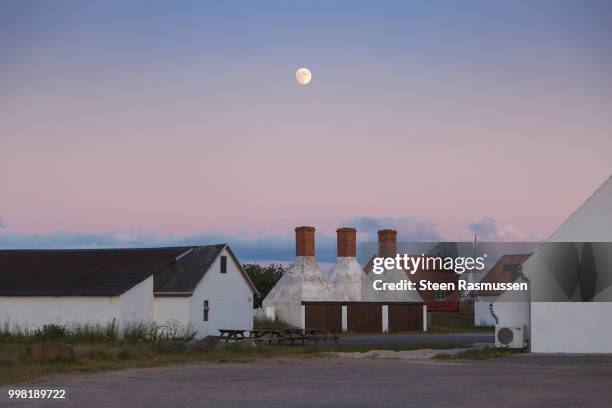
408;262;460;312
363;232;460;312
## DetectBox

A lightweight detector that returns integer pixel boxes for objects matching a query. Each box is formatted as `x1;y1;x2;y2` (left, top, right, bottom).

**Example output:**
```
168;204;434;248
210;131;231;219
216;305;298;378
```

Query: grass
1;320;196;345
428;311;494;333
433;346;527;360
0;341;471;385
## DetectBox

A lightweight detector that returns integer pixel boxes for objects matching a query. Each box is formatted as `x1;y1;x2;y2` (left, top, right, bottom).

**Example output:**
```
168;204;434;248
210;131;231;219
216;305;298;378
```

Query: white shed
154;245;258;338
0;245;257;338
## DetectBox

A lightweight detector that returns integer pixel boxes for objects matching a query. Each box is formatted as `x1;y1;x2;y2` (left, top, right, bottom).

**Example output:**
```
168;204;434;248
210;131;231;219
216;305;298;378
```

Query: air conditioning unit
495;324;526;348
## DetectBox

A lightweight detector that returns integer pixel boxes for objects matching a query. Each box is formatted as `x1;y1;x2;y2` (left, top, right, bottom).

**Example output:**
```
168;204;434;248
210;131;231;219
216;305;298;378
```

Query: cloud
467;217;534;241
0;217;6;229
0;216;534;263
0;229;339;263
343;216;445;242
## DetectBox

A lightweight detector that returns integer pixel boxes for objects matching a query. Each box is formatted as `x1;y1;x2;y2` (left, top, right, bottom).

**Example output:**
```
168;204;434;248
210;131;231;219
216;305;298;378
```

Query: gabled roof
154;244;258;296
153;244;224;294
477;253;531;297
545;175;612;242
0;244;259;297
0;247;191;296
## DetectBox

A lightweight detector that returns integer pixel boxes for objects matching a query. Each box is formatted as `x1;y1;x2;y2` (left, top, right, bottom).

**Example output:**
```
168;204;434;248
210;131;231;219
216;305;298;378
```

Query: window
203;300;209;321
220;256;227;274
435;289;446;301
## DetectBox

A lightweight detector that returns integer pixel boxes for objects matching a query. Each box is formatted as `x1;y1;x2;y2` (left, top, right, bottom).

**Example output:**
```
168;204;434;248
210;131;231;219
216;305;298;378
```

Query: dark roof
154;245;225;293
0;244;258;297
154;245;259;296
477;253;532;296
0;247;192;296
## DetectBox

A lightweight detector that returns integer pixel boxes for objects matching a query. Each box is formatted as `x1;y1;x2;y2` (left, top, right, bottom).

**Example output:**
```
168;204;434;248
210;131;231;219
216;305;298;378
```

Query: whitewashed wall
531;303;612;353
119;276;154;325
0;277;154;332
269;301;302;328
528;176;612;353
492;275;531;339
474;297;497;327
493;301;530;338
0;296;120;332
154;297;190;327
188;248;254;338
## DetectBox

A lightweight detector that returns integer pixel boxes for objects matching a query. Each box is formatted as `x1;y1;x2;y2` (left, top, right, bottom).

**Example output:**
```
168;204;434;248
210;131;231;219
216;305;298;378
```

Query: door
388;304;423;332
305;304;342;330
347;303;382;333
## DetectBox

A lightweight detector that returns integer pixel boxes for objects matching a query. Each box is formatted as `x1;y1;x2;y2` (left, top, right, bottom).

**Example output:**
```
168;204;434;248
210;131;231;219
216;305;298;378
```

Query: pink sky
1;1;611;247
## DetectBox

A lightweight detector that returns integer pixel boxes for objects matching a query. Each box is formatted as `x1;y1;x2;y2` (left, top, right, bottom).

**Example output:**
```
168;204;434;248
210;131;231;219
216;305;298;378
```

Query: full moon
296;67;312;85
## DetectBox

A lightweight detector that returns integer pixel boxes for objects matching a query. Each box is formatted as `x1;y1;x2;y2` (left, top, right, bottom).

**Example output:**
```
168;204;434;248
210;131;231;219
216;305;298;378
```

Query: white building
264;226;426;333
495;175;612;353
328;227;367;301
475;254;531;327
0;244;257;338
262;227;338;327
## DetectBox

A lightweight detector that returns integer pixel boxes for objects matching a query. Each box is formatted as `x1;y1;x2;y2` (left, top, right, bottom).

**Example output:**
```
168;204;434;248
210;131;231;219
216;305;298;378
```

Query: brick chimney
337;227;356;258
378;229;397;258
295;226;315;257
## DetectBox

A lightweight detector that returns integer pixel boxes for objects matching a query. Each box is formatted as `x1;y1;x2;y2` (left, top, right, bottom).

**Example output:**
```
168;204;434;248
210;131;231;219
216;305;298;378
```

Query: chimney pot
336;227;357;257
295;226;315;256
378;229;397;258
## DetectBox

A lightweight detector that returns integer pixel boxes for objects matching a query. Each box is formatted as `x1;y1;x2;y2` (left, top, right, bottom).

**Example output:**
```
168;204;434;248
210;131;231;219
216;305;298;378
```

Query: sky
1;1;611;262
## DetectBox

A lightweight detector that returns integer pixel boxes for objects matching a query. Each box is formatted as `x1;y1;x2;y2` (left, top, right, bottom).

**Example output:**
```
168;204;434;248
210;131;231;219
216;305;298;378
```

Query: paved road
338;332;494;345
2;354;611;407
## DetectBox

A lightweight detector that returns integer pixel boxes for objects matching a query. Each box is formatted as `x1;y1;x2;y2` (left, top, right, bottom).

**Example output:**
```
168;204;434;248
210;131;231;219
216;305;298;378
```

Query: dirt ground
1;354;611;408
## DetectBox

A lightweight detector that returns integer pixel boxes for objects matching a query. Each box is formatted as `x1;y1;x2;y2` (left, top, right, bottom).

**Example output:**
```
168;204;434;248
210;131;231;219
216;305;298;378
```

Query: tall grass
0;320;34;343
0;319;195;344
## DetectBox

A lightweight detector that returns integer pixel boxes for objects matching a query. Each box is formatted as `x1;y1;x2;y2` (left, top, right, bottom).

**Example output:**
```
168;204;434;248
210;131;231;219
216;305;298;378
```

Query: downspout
488;302;499;325
519;264;531;351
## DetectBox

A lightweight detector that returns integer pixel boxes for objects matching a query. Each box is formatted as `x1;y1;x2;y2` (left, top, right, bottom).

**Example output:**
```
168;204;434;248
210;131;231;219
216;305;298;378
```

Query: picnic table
248;328;307;345
219;328;338;345
281;329;307;345
304;329;339;344
217;329;247;343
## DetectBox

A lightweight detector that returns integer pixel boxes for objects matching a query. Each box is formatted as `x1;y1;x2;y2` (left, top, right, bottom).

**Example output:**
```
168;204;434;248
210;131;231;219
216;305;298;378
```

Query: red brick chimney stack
337;228;357;258
295;226;315;257
378;229;397;258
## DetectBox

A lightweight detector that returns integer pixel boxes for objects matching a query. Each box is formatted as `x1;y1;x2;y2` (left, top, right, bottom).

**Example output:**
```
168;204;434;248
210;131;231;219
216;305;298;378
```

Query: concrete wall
188;248;254;338
531;303;612;353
